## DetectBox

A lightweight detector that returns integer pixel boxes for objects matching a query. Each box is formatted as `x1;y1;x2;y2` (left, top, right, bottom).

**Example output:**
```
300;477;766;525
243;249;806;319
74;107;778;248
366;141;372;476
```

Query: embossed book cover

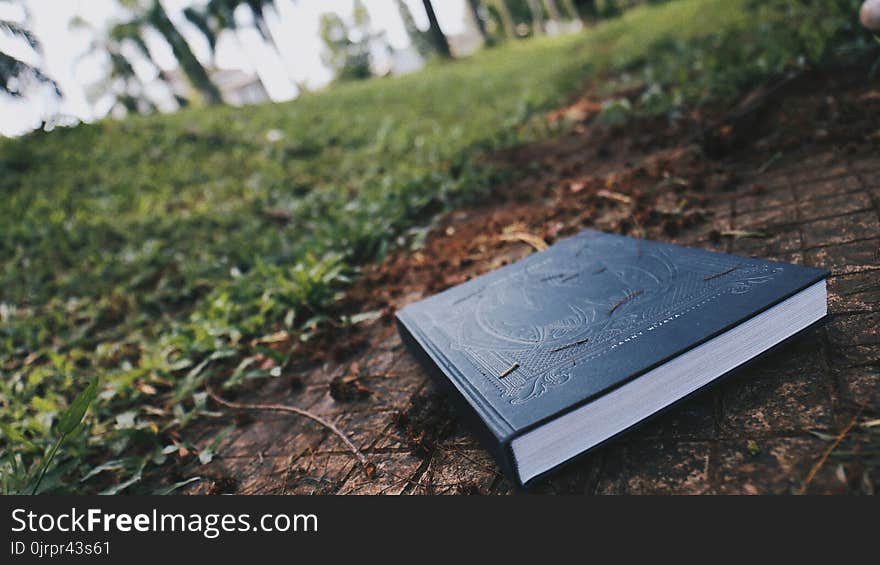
396;230;829;487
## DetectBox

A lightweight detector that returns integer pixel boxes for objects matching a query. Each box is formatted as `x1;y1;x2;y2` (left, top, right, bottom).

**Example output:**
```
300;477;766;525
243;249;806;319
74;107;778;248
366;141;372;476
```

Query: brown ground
169;67;879;495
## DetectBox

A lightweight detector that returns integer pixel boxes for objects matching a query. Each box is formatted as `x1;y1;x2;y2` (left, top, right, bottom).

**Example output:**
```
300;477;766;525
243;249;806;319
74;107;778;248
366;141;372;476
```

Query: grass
0;0;873;493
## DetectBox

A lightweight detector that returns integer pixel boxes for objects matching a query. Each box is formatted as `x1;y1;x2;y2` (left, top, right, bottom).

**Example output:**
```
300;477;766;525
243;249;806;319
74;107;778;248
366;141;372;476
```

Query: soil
153;65;880;495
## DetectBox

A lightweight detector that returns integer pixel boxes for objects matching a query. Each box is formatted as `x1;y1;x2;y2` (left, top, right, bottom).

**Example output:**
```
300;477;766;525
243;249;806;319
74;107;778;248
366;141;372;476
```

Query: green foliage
110;0;221;106
73;16;162;115
57;379;99;436
598;97;632;125
0;0;869;493
0;378;97;494
1;15;59;98
319;0;380;82
605;0;875;119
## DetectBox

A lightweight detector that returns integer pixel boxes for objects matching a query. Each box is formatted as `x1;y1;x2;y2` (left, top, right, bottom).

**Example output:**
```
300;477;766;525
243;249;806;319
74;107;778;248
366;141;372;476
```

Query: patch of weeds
0;378;98;494
598;98;634;126
608;0;876;123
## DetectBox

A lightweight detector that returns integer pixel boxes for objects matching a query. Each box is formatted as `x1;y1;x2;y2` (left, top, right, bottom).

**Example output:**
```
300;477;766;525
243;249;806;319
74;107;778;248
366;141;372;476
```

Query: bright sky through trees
0;0;468;135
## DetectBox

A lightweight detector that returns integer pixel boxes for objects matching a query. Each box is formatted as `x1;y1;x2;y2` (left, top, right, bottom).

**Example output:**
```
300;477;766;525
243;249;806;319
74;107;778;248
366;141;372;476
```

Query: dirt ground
167;67;879;495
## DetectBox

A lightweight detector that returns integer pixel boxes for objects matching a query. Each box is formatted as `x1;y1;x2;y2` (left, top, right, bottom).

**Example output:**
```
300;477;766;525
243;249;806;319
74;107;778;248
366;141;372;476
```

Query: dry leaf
597;189;633;204
499;231;548;252
720;229;769;238
254;330;290;344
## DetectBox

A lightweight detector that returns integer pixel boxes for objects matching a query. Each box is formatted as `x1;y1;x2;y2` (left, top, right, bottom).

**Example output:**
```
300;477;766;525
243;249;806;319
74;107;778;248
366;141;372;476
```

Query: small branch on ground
206;388;376;479
799;408;863;494
499;228;548;251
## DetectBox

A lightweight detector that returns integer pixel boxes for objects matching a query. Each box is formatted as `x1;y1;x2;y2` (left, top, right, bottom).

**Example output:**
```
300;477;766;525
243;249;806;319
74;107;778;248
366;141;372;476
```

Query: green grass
0;0;872;493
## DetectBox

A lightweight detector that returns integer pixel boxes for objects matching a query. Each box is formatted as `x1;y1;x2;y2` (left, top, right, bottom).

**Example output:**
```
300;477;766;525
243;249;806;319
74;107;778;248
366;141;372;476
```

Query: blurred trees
72;17;171;114
183;0;279;53
525;0;545;34
319;0;380;82
183;0;289;96
572;0;598;21
492;0;517;38
479;0;574;40
560;0;583;22
475;0;667;41
544;1;563;26
396;0;433;58
117;0;222;105
421;0;452;58
185;0;294;83
0;3;59;98
240;0;277;46
3;0;686;121
82;0;678;108
182;1;235;54
466;0;491;45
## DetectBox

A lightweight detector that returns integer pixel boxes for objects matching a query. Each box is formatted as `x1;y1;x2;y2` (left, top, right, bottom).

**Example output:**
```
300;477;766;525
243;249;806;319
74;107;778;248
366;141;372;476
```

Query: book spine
395;313;521;487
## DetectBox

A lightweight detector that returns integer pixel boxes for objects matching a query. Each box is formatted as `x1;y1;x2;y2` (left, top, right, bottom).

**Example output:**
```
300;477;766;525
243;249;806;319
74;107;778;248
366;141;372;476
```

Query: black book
396;230;828;487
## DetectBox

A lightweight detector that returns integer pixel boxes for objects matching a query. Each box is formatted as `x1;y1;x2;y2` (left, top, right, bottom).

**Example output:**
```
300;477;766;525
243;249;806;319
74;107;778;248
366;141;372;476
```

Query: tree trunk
421;0;452;58
543;0;562;24
526;0;545;35
494;0;517;38
559;0;583;22
573;0;598;22
148;1;222;105
252;15;273;44
396;0;432;57
465;0;490;44
247;2;284;59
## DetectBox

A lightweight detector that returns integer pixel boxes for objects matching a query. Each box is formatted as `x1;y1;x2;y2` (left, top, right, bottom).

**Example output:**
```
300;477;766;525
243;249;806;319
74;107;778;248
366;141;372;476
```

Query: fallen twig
608;289;644;316
757;151;783;174
704;265;739;282
380;468;469;493
498;362;520;379
551;337;590;353
207;388;375;478
799;409;862;494
499;231;548;252
720;229;769;239
597;189;633;205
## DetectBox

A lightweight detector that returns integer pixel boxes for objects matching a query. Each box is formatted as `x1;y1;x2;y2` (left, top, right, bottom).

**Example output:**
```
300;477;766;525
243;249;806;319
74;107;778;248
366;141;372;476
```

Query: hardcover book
396;230;829;487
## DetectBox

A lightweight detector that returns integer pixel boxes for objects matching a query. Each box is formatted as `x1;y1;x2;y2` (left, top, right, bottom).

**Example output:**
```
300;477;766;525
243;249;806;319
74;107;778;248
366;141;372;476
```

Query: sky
0;0;470;136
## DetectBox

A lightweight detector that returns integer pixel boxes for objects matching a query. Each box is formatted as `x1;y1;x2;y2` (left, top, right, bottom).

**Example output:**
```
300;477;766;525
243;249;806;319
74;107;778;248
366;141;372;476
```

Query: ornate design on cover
425;232;783;405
